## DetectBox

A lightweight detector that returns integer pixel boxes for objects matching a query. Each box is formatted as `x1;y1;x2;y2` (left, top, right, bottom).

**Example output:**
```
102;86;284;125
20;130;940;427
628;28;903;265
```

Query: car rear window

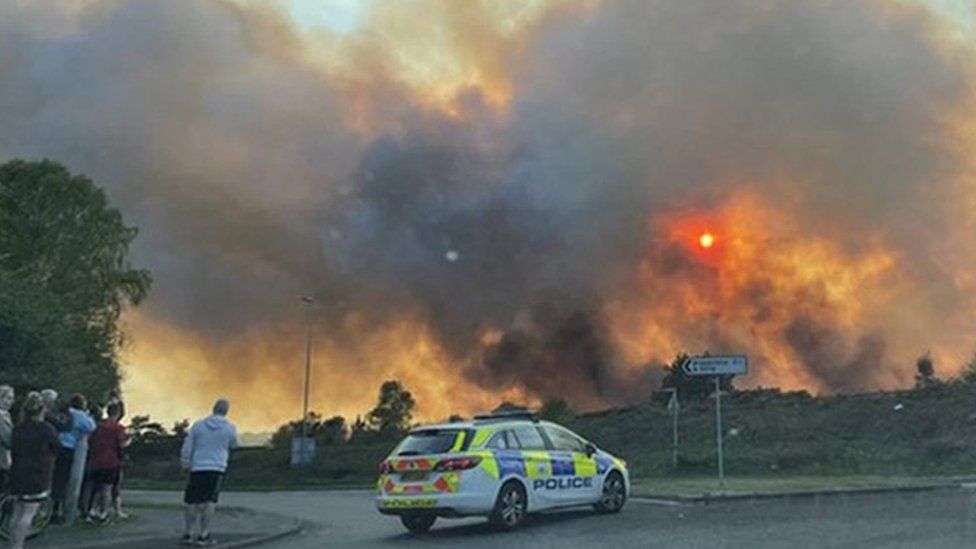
396;429;470;456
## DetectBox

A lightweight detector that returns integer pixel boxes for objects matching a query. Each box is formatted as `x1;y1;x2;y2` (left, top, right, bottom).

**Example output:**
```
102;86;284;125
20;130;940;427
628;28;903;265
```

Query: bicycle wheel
0;495;52;541
27;498;53;539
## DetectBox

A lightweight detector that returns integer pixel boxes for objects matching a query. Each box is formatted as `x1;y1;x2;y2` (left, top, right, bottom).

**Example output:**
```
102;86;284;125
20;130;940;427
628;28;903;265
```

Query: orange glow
605;188;908;393
121;311;535;431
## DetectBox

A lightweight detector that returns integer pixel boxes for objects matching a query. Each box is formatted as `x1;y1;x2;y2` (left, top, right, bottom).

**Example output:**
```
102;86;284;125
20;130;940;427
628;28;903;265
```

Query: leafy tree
172;419;190;439
128;415;168;442
0;159;151;397
366;380;415;435
960;351;976;384
318;415;348;445
271;413;349;450
660;352;734;401
539;398;576;424
347;415;372;445
126;414;183;459
914;352;937;388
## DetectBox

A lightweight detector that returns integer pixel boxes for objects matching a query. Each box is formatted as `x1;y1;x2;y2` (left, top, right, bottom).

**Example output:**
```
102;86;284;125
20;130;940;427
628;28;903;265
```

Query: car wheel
400;514;436;534
594;471;626;513
489;481;527;531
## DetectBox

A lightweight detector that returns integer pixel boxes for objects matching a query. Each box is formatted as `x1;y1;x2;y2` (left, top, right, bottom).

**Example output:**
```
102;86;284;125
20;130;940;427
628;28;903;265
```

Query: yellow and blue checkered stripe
478;449;616;480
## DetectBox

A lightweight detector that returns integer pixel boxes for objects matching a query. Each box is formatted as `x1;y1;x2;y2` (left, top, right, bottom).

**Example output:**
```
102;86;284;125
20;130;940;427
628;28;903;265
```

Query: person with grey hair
179;398;238;546
0;385;14;489
39;389;71;434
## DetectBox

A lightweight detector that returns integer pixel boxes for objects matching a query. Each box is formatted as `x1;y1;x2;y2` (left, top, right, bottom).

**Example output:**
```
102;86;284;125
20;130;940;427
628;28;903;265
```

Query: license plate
400;471;430;482
382;498;437;509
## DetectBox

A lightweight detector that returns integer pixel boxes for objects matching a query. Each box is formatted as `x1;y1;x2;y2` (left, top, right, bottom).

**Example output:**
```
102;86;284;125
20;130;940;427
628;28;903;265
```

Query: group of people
0;386;238;549
0;386;129;549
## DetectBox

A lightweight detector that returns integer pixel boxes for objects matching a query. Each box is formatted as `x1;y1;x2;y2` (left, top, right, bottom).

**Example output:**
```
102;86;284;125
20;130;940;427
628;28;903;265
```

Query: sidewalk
28;504;302;549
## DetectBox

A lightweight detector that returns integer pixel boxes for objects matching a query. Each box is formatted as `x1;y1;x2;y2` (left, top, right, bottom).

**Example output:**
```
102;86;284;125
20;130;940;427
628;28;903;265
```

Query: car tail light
433;456;482;472
379;461;393;474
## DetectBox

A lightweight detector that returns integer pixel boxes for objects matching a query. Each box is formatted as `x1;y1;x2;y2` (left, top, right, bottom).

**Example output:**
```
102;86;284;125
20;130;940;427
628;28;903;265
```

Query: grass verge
629;475;966;499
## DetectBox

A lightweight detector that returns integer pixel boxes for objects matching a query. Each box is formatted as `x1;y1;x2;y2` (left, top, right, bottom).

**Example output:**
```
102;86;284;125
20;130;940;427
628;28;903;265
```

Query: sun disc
699;232;715;249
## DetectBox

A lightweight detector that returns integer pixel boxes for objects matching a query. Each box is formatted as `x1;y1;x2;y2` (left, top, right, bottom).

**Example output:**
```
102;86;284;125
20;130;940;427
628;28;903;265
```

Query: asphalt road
128;487;976;548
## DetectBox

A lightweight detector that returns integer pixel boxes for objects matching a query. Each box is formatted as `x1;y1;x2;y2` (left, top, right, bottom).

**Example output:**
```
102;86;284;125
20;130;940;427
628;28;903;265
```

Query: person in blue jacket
50;394;95;523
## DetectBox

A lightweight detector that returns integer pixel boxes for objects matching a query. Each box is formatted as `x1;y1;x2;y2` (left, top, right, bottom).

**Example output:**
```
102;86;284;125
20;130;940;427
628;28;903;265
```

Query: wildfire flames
3;0;976;430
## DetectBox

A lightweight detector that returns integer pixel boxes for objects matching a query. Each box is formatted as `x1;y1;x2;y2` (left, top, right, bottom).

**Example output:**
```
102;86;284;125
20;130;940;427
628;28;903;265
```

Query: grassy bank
564;383;976;478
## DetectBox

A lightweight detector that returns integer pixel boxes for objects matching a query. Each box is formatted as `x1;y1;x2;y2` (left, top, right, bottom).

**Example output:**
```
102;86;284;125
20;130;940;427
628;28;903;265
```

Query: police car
375;411;629;533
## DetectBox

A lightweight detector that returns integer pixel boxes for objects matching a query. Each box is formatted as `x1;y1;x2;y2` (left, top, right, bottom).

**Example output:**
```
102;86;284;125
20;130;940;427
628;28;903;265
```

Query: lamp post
290;295;316;467
300;295;314;442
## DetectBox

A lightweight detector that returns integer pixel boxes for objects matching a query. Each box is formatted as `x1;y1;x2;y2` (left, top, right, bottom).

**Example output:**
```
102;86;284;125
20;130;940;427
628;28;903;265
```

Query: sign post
682;355;748;486
714;376;723;484
662;388;679;469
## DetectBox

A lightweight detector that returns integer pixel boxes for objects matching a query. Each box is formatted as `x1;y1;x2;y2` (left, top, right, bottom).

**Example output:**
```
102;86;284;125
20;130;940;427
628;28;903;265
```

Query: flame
121;310;532;431
606;188;905;392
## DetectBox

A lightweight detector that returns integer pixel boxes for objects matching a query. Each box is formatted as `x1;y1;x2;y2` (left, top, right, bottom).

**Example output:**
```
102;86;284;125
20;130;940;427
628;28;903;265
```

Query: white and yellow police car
375;411;629;533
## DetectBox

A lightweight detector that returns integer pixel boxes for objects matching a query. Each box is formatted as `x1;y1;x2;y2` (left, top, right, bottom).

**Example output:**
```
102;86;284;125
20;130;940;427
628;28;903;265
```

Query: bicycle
0;491;54;541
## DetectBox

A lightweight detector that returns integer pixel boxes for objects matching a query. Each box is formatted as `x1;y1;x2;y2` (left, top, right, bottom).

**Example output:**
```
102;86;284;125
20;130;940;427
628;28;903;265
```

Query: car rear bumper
375;492;495;517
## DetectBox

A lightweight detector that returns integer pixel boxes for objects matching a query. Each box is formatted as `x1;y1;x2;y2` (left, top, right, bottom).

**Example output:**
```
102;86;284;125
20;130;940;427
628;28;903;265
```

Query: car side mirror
584;442;597;457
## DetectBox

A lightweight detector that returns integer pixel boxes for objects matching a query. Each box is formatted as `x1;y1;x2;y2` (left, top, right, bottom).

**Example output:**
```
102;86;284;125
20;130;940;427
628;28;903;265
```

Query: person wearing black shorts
180;399;238;546
87;403;127;523
183;471;223;505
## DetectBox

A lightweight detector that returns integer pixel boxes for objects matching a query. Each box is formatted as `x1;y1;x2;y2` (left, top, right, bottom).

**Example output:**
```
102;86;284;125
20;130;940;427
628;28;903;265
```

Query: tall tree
0;159;151;397
914;352;937;388
366;380;416;435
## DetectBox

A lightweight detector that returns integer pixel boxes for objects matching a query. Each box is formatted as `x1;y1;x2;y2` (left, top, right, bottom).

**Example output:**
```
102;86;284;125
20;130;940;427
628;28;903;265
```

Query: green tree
660;352;734;401
366;380;416;435
172;419;190;439
960;351;976;384
914;352;937;388
0;159;151;397
539;398;576;424
319;415;348;445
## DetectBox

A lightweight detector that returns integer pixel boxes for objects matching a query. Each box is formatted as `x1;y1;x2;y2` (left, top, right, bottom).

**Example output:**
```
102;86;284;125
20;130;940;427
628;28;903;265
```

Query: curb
64;524;303;549
46;507;305;549
631;481;964;504
209;520;305;549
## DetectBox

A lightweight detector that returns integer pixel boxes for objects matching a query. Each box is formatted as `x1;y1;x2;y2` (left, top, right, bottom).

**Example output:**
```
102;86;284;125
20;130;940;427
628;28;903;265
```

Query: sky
1;0;975;431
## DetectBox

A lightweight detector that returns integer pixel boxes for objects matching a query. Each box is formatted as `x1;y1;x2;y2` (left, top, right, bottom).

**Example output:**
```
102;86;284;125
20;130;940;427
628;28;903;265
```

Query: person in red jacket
86;402;128;523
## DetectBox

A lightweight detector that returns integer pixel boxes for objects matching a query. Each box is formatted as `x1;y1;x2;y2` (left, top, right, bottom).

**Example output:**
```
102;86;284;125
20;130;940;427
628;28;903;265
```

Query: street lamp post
300;295;313;442
290;295;316;467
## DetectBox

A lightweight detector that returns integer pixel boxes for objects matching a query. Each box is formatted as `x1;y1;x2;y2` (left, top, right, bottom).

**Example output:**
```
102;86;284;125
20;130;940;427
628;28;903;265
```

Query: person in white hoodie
179;398;238;547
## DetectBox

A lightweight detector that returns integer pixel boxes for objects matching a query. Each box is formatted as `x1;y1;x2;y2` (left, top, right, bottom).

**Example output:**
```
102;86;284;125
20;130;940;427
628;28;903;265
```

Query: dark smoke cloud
784;317;886;391
1;0;974;415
